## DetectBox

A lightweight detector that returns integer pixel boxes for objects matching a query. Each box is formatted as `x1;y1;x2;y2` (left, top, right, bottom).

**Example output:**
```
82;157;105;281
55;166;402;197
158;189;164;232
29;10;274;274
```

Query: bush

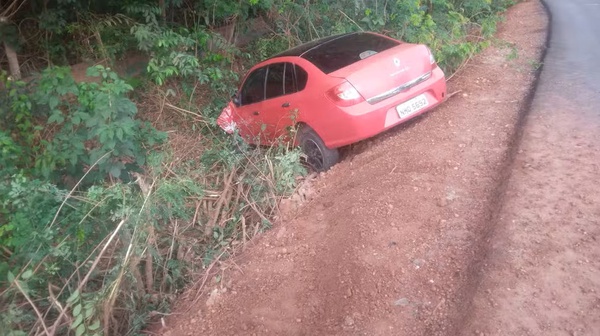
1;66;166;182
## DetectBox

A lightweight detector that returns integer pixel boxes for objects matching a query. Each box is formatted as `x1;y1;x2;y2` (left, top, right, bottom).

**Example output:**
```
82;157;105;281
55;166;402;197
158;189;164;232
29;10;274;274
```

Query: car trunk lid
330;44;433;104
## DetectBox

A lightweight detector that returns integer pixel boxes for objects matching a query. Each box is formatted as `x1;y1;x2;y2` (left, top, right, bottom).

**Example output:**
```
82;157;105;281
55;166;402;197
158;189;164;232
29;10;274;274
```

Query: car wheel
298;126;339;172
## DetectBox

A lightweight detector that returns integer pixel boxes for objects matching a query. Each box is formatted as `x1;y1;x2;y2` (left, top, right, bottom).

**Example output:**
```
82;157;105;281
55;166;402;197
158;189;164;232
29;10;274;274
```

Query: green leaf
85;117;98;127
86;66;101;77
109;166;121;178
75;323;85;336
48;112;65;124
84;307;95;319
71;313;83;329
48;96;60;109
73;303;82;317
21;269;33;280
7;271;15;283
67;290;80;304
88;319;100;331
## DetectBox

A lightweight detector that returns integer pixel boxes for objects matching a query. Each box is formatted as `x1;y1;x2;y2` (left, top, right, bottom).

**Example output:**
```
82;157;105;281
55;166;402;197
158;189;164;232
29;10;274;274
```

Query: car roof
269;32;358;59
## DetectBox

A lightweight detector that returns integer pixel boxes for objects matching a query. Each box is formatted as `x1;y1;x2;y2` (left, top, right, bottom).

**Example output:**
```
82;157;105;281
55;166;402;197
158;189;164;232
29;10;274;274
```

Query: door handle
281;102;290;108
252;111;260;116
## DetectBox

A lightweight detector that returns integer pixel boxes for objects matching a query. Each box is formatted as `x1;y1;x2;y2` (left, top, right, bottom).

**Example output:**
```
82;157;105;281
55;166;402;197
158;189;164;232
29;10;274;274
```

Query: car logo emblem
393;58;401;67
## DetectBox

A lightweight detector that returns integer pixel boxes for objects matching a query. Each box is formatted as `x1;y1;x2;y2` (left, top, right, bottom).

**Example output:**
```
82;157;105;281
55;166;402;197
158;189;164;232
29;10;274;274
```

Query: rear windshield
301;33;399;74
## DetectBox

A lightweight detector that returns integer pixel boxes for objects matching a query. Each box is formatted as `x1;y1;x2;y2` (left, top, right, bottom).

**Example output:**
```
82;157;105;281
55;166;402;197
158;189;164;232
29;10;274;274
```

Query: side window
295;65;308;91
265;63;285;99
241;67;267;105
284;63;297;94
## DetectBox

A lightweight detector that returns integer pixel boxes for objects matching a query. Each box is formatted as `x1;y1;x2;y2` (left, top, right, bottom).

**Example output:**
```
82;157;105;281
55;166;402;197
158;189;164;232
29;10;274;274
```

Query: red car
217;32;447;171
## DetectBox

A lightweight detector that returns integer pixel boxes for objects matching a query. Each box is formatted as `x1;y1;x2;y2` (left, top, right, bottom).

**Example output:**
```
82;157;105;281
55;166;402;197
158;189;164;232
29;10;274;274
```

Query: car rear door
258;62;309;144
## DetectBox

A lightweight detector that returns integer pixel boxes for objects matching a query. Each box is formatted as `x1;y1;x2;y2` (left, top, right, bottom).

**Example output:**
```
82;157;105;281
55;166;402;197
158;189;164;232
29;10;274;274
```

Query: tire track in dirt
159;2;548;335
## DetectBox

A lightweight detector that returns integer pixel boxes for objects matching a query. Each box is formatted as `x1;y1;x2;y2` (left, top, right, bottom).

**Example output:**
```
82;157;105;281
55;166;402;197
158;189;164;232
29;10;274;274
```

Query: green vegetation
1;0;516;334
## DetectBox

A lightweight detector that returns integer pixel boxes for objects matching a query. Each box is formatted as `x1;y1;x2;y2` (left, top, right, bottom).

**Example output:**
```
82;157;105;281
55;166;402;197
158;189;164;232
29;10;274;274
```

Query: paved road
463;0;600;334
547;0;600;93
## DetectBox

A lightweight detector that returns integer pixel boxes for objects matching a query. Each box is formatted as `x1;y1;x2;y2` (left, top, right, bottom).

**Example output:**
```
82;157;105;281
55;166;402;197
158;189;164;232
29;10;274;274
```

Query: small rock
206;288;221;307
344;316;355;326
394;298;410;306
296;318;302;323
191;318;197;324
412;259;425;269
275;227;287;239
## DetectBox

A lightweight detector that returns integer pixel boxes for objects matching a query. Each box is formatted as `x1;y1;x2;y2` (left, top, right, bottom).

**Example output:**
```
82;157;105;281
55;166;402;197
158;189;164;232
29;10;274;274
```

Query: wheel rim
304;139;325;171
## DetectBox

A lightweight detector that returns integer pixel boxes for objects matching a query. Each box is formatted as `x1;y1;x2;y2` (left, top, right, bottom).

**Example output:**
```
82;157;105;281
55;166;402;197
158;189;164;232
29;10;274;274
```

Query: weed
529;59;543;71
507;45;519;61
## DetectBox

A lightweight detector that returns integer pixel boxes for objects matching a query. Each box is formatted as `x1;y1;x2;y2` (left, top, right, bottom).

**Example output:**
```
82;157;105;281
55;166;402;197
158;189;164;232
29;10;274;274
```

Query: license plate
396;94;429;118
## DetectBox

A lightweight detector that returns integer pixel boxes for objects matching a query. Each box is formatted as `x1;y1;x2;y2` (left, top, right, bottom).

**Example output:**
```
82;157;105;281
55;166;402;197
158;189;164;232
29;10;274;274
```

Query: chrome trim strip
366;71;432;104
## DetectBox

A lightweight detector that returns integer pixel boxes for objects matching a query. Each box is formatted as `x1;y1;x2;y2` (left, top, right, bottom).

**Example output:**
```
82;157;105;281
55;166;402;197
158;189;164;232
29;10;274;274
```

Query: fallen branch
205;169;236;235
189;249;227;308
447;90;463;99
164;103;209;124
14;279;50;336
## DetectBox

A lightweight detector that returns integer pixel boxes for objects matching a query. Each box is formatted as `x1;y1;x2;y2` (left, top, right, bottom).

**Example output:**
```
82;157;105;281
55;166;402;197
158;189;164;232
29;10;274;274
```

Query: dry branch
14;280;50;335
205;169;236;235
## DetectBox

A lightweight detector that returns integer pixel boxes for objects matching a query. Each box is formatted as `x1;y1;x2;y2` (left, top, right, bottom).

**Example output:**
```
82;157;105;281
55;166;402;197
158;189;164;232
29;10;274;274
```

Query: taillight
426;47;436;65
326;81;365;107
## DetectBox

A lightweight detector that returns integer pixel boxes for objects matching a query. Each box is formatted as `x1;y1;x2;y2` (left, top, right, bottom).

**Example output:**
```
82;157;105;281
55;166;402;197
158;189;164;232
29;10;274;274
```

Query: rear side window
295;65;308;91
241;67;267;105
283;63;297;94
263;63;309;100
302;33;399;74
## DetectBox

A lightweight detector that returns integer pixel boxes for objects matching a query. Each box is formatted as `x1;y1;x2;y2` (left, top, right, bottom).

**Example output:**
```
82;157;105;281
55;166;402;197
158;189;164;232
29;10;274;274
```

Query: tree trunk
4;40;21;80
158;0;166;23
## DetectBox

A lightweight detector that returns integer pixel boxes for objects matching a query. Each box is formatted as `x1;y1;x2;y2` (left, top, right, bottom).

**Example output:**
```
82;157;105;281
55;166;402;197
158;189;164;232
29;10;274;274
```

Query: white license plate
396;94;429;118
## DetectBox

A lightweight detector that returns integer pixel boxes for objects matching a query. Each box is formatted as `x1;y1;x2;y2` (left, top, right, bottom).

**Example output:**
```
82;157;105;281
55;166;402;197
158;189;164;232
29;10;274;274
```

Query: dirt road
160;1;549;335
462;0;600;334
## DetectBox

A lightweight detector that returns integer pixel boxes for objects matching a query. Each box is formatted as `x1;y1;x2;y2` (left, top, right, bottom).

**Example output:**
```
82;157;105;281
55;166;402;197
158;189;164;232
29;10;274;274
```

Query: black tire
298;126;339;172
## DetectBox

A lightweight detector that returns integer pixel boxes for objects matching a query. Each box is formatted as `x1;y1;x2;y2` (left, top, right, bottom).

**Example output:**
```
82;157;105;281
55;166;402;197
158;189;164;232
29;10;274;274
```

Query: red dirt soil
157;2;549;335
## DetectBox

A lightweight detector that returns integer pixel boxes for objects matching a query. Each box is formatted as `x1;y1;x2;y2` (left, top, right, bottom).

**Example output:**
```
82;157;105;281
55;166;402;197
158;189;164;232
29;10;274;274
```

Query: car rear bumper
321;66;447;148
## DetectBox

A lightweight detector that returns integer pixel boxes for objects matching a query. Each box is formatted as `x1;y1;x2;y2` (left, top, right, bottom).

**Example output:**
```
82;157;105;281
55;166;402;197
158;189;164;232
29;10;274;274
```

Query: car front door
234;66;267;143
